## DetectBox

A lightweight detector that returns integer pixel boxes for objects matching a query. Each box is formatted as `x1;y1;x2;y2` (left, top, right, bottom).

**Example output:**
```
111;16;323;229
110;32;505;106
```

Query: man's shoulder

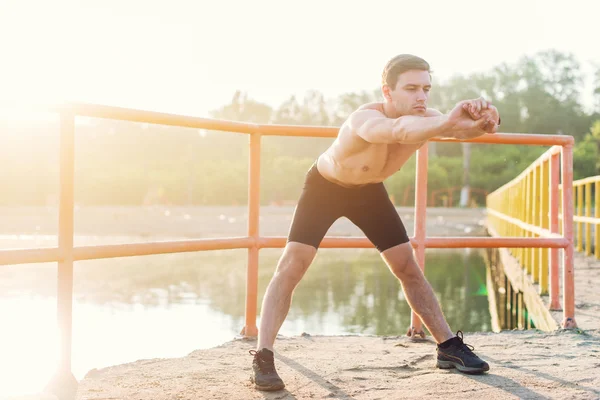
357;102;386;114
346;103;386;126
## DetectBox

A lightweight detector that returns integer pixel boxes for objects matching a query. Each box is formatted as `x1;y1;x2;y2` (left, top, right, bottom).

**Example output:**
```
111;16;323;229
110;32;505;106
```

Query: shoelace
455;330;476;355
249;350;277;374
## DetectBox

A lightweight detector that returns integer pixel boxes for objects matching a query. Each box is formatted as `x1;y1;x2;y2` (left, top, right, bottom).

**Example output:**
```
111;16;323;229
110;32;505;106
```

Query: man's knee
381;242;422;279
274;242;317;285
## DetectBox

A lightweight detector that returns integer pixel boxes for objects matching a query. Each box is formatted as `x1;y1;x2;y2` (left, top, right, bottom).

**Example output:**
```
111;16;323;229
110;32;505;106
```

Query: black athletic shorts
287;163;410;252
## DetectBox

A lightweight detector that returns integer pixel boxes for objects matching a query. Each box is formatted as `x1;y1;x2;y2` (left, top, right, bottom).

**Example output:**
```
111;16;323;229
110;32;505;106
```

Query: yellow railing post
518;178;524;264
506;187;512;255
596;181;600;260
577;184;583;252
525;173;532;274
539;159;549;294
586;183;592;256
520;178;526;264
532;165;540;282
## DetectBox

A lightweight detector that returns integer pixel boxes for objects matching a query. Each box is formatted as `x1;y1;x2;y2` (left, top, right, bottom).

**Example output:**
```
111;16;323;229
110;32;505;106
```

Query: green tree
269;91;334;159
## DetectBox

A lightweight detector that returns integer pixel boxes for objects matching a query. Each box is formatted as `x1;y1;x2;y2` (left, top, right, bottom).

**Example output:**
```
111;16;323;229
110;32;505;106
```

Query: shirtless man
250;54;500;391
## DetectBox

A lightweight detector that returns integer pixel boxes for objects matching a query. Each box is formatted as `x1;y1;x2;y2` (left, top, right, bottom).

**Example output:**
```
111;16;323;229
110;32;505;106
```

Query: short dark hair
382;54;431;88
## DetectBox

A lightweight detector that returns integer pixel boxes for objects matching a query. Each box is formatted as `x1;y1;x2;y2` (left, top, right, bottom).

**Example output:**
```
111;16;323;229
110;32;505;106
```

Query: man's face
385;70;431;117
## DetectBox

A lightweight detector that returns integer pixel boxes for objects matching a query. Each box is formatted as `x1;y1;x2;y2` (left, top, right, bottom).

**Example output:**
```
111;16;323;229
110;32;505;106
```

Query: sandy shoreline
74;329;600;399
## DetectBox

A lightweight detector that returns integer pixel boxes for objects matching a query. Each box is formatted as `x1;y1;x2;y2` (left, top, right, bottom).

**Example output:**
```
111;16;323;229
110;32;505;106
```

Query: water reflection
0;246;490;396
1;248;492;335
290;249;492;335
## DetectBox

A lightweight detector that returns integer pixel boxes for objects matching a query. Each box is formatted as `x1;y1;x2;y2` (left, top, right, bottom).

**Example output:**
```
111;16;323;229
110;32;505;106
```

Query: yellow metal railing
486;146;569;312
565;176;600;258
489;159;599;319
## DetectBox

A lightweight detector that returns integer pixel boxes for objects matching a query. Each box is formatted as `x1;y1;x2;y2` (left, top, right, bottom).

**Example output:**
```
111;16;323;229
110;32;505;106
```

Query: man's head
381;54;431;117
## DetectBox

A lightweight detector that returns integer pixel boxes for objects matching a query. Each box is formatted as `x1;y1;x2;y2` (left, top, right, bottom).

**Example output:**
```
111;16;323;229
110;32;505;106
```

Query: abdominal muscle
317;148;387;187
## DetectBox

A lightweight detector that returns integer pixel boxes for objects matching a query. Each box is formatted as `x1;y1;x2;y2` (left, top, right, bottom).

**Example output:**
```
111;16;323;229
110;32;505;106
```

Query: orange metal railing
0;103;576;391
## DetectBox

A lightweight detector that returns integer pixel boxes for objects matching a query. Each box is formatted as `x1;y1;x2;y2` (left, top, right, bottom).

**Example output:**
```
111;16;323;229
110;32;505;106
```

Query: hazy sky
1;0;599;117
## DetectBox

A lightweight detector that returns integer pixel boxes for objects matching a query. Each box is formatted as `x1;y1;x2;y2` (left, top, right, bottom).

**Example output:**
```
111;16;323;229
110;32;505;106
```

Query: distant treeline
1;49;599;207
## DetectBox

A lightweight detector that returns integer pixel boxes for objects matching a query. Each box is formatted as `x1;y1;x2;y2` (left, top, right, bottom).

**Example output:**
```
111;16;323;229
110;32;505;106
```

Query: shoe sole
250;376;285;391
436;360;489;374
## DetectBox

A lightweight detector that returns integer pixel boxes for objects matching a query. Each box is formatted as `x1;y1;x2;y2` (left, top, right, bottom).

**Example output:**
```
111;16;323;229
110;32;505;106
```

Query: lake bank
74;329;600;399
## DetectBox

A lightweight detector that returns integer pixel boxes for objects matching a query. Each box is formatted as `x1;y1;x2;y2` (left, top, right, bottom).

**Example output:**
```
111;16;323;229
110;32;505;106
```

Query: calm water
0;243;491;397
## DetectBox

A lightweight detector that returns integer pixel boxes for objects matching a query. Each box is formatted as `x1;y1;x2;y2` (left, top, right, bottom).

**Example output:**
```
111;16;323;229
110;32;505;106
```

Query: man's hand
461;97;500;133
480;106;500;133
445;100;494;140
462;96;491;119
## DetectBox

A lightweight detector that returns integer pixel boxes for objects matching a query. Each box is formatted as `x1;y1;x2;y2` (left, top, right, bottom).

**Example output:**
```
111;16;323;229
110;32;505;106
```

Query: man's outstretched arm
351;102;495;144
350;109;452;144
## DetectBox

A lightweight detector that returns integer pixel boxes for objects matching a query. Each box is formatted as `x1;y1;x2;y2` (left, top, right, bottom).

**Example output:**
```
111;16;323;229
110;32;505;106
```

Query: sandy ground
569;251;600;332
74;329;600;400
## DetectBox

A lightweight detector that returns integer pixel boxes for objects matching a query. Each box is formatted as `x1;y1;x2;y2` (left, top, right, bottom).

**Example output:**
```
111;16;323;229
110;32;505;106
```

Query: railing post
532;166;539;282
409;144;428;339
511;184;518;257
45;110;78;399
243;132;261;337
549;152;561;310
561;145;577;328
595;181;600;260
585;183;592;256
525;173;532;275
577;184;583;252
519;178;525;264
539;159;549;294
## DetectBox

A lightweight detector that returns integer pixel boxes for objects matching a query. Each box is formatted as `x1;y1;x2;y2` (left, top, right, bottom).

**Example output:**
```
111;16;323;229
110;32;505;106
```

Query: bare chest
321;140;422;186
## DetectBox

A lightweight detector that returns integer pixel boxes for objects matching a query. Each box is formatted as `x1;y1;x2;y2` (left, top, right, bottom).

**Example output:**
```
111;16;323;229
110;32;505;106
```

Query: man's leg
344;183;453;341
250;162;345;390
381;242;453;343
381;242;489;374
345;183;488;373
257;242;317;351
250;241;318;391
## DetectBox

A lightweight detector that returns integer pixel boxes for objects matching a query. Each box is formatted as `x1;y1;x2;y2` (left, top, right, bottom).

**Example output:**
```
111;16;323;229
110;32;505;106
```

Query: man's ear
382;85;392;101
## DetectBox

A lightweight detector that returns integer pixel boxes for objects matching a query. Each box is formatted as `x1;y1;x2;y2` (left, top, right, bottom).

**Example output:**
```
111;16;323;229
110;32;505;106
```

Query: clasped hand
446;96;500;140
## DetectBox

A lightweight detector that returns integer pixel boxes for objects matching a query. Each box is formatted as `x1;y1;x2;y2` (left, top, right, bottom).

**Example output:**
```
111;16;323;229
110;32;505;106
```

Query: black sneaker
249;348;285;391
436;331;490;374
